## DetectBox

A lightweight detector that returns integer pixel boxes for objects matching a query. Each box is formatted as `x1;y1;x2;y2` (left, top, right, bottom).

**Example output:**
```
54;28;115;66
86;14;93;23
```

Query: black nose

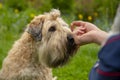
67;35;74;44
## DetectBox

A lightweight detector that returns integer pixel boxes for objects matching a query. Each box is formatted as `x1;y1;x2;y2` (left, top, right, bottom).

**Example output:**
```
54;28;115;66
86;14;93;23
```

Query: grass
0;31;20;66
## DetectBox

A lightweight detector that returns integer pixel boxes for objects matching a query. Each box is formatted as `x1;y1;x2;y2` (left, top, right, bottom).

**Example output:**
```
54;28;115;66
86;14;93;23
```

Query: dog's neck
1;32;52;79
7;32;40;66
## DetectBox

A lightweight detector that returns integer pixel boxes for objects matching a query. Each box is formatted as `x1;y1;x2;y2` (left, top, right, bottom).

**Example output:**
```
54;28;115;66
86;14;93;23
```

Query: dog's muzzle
66;34;77;56
47;35;78;68
67;35;75;45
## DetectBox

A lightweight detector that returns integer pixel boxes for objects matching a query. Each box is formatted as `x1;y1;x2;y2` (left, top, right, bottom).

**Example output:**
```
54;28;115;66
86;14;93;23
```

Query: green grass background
0;1;116;79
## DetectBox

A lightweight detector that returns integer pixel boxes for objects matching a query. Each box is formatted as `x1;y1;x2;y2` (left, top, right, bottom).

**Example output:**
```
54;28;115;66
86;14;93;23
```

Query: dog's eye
48;26;56;32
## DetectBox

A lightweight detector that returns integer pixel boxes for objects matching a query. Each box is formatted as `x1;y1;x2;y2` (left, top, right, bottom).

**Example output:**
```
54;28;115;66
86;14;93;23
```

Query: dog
0;9;78;80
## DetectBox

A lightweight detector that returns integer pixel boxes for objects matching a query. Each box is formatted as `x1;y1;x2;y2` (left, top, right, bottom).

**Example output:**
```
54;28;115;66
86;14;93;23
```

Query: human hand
71;21;108;45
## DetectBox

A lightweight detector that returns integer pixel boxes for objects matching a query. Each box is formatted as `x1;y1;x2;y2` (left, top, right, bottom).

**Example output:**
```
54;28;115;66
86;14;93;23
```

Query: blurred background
0;0;120;80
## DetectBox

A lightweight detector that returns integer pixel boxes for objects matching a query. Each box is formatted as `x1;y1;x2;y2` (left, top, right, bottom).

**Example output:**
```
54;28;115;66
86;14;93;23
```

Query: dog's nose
67;35;74;44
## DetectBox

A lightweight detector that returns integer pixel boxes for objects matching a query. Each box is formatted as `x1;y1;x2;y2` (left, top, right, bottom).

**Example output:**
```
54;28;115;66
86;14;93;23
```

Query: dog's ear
26;15;45;41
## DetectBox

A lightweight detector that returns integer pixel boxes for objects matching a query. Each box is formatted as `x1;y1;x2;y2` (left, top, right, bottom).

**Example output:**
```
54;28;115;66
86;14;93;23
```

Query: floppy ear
26;16;45;41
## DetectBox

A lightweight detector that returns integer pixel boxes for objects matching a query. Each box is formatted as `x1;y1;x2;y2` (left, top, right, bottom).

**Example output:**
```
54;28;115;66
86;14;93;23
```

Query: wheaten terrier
0;9;78;80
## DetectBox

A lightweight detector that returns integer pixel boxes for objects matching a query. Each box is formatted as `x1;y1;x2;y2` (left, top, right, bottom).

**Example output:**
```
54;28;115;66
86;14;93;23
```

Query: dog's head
26;9;78;68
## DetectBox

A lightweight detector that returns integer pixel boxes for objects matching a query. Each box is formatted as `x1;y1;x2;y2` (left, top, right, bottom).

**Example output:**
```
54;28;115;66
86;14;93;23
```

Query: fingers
71;21;102;45
71;21;100;32
70;21;86;31
71;21;86;26
73;29;85;36
73;26;86;36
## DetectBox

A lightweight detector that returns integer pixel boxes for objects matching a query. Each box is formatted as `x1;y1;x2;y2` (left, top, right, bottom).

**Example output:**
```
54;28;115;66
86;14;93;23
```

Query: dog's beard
43;40;78;68
53;42;77;67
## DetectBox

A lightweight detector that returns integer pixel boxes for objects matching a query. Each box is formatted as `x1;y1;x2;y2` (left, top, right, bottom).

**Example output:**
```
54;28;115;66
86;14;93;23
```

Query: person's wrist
92;30;108;45
99;31;108;45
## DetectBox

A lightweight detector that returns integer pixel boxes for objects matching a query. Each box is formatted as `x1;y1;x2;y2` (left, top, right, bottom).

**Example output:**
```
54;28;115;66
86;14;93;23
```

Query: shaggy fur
0;9;78;80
